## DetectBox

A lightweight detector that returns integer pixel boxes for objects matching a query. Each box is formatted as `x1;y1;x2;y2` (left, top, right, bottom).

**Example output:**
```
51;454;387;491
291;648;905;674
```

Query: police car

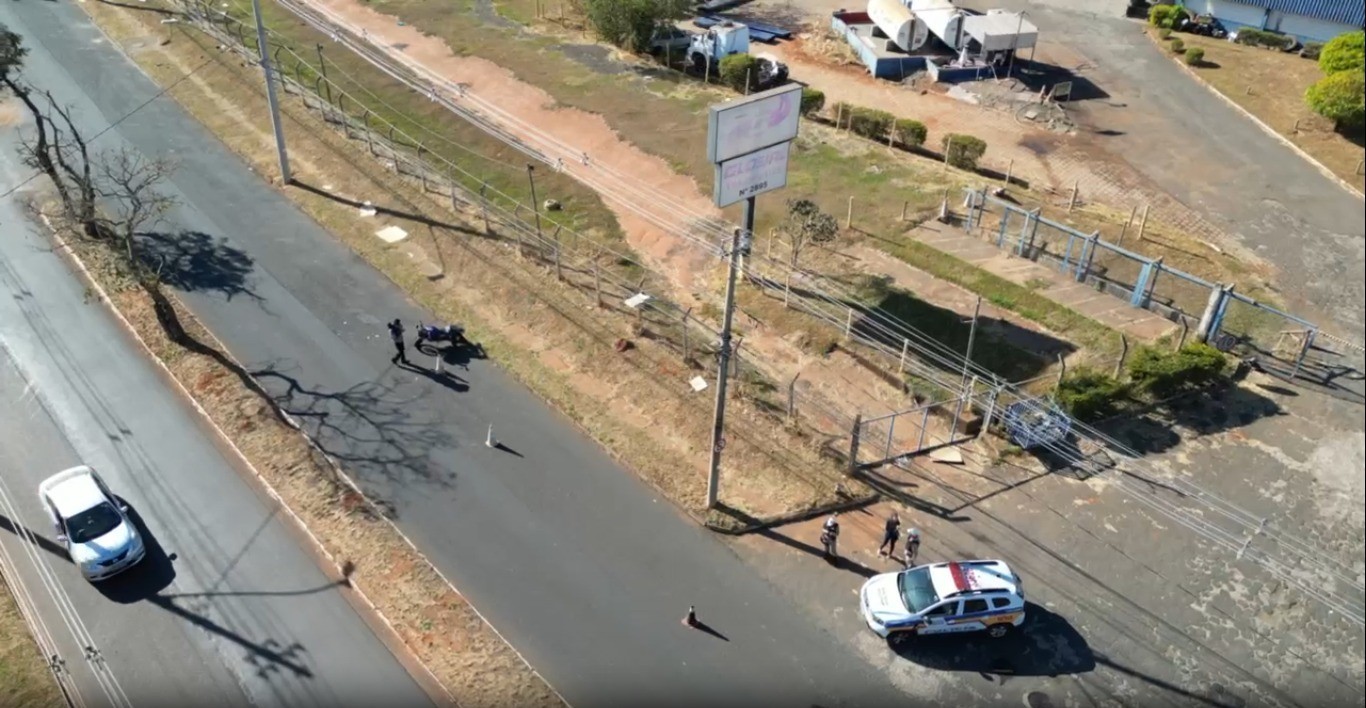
859;559;1026;642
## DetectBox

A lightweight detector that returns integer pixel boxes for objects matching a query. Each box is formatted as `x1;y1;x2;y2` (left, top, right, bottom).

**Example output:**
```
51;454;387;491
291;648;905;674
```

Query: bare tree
93;147;180;271
780;198;839;268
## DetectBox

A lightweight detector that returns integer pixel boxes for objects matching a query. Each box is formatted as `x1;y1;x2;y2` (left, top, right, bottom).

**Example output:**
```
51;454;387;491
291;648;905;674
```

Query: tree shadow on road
136;229;261;303
250;364;457;501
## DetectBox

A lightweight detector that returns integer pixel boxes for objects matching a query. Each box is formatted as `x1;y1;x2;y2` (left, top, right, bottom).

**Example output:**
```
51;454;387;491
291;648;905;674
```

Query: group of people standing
820;511;920;567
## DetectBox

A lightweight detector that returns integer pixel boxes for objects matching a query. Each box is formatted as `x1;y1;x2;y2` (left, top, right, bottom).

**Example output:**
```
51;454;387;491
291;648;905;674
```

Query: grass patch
1150;29;1365;189
0;577;61;708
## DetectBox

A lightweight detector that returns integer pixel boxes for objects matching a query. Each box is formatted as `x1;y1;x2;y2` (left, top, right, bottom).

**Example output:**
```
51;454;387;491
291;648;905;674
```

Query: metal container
910;0;965;49
868;0;929;51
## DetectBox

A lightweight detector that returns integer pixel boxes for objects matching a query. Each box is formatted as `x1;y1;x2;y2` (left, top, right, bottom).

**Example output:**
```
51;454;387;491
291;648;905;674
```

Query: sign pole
706;201;753;510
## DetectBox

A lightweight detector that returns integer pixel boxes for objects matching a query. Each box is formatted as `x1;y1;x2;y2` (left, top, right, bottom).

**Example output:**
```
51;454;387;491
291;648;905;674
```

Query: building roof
1223;0;1365;27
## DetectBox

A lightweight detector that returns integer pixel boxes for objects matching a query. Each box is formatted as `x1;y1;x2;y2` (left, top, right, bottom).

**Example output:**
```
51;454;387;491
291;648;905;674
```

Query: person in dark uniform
877;512;901;557
388;318;407;364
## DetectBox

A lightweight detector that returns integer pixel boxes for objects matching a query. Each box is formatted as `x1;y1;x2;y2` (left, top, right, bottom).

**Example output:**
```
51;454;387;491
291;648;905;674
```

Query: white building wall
1206;0;1270;29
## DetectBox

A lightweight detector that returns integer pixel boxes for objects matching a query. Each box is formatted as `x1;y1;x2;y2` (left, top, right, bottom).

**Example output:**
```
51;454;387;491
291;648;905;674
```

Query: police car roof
928;560;1019;599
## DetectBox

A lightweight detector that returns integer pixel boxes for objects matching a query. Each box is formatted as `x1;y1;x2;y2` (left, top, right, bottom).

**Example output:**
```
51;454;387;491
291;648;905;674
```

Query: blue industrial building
1182;0;1365;43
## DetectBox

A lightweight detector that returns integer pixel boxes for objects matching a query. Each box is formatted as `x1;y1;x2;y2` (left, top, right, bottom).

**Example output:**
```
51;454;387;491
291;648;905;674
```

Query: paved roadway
5;3;911;707
0;91;434;708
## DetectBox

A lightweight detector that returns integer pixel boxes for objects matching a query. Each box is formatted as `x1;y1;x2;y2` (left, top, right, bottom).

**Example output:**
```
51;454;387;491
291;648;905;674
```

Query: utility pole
960;295;981;392
251;0;291;184
706;197;754;510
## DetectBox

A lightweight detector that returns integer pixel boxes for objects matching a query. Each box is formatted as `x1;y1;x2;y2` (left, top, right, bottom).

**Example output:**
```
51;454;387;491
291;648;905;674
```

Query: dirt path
311;0;722;293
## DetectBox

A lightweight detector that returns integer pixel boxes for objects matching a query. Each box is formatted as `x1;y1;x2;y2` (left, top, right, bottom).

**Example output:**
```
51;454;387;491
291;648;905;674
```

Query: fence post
845;307;855;339
916;406;930;452
1004;159;1013;187
1067;180;1079;212
1176;318;1189;350
1291;328;1316;379
1117;204;1137;246
1075;231;1099;283
1113;335;1129;379
978;385;1000;439
1017;209;1039;256
1197;283;1227;342
681;308;692;362
848;414;862;475
363;113;376;155
417;145;431;190
884;414;897;464
996;209;1012;248
479;182;491;233
783;271;792;308
846;196;854;229
1130;256;1158;308
952;376;975;440
787;373;799;419
898;337;909;374
1137;203;1150;241
1143;257;1163;308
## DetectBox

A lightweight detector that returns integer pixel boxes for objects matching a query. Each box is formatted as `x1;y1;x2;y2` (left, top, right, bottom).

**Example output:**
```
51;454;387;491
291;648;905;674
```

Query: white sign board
707;83;802;164
713;142;790;208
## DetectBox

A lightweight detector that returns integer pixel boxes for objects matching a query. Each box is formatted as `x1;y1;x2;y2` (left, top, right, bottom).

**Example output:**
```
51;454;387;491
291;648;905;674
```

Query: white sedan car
38;466;146;582
860;559;1027;642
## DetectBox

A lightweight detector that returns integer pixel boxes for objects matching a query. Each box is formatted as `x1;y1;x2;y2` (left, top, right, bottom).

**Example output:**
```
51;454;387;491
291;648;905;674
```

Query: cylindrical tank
867;0;927;52
910;0;964;50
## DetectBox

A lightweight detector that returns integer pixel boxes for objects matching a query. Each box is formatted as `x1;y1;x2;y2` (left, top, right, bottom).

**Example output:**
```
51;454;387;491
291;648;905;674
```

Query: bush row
1053;342;1228;422
1147;3;1189;29
1234;27;1295;50
828;101;986;168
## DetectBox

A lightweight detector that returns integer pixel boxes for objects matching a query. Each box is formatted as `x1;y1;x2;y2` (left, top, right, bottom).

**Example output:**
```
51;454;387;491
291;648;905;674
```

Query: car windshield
65;502;123;544
897;567;940;614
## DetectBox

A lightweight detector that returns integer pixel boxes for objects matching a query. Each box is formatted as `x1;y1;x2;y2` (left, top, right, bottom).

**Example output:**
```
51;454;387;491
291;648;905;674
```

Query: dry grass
0;577;62;708
1153;30;1366;191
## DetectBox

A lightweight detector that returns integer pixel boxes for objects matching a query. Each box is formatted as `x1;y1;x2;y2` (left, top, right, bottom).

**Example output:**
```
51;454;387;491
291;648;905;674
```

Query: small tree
1055;369;1129;422
1305;69;1365;129
942;133;987;170
892;118;927;148
799;87;825;116
1319;29;1365;75
1147;3;1188;28
718;53;759;93
1169;37;1185;54
780;198;839;267
847;106;895;140
583;0;692;52
1184;47;1205;65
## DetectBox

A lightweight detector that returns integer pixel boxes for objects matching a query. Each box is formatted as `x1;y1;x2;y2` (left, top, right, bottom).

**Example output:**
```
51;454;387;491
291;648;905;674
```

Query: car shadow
891;603;1095;678
94;504;177;604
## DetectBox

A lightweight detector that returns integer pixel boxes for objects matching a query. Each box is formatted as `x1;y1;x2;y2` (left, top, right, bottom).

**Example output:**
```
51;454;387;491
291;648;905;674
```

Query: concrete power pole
706;198;754;510
251;0;291;184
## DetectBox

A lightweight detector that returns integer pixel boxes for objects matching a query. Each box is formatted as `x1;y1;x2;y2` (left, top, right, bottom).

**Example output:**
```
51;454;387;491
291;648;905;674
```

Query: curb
41;219;562;708
705;491;881;535
1147;31;1364;201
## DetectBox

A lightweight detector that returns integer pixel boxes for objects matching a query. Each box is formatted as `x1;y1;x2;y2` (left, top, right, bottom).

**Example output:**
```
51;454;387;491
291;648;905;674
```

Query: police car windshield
898;567;939;614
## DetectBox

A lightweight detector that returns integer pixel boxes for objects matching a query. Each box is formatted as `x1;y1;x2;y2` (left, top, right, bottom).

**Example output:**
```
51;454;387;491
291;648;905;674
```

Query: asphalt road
0;103;433;708
4;3;911;707
978;0;1366;337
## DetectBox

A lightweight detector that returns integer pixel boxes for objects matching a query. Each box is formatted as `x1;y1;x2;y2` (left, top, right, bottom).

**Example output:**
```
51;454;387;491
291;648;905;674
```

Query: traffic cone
485;424;496;449
682;605;697;628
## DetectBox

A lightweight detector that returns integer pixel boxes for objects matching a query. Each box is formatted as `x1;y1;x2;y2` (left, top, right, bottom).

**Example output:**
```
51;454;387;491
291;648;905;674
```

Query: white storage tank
867;0;929;52
910;0;965;50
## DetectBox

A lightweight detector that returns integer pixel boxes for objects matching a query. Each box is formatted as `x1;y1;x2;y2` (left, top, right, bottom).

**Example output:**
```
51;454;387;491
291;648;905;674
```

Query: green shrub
718;53;760;93
1148;3;1188;28
1127;343;1227;397
1157;28;1172;40
1055;369;1129;422
1169;38;1185;54
1300;41;1324;60
892;118;927;148
1319;29;1365;74
800;87;826;116
1305;70;1365;129
1185;47;1205;65
941;133;987;170
847;106;896;140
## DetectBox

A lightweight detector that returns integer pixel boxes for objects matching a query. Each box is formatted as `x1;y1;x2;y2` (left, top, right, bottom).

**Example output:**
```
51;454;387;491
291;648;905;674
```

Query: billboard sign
707;83;802;165
713;141;790;208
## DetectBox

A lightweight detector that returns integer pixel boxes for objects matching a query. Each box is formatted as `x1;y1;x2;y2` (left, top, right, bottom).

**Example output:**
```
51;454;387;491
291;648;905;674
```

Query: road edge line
1148;31;1364;202
38;217;480;707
